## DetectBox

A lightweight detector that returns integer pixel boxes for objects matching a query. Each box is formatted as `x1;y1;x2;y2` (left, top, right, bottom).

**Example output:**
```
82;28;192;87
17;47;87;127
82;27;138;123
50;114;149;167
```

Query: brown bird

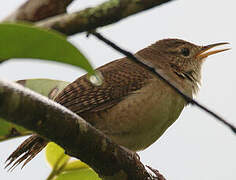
5;39;229;169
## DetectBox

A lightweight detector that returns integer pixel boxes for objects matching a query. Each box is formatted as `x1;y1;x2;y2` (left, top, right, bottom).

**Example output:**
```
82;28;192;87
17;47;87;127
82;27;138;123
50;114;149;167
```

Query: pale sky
0;0;236;180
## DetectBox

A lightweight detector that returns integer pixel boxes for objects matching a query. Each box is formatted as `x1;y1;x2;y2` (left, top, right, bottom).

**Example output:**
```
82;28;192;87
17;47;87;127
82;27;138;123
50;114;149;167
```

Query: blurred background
0;0;236;179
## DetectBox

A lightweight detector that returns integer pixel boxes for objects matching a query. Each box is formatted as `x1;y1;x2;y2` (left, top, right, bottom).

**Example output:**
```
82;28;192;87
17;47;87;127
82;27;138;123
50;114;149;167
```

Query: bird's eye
181;48;190;56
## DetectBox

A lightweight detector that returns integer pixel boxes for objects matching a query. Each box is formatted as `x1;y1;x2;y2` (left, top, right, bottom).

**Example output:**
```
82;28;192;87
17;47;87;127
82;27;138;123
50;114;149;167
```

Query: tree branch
4;0;74;22
36;0;174;35
0;79;160;180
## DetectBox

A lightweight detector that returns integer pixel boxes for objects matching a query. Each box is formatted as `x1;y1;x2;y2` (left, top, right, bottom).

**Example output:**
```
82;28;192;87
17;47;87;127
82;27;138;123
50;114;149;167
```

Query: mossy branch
36;0;174;35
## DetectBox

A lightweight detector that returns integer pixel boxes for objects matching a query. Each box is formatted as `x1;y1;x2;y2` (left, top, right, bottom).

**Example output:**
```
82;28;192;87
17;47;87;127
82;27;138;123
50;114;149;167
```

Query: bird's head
136;39;230;96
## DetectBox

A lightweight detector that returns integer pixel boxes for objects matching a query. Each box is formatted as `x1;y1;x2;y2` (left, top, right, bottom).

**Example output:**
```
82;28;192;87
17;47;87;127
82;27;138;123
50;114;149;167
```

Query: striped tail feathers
5;134;48;171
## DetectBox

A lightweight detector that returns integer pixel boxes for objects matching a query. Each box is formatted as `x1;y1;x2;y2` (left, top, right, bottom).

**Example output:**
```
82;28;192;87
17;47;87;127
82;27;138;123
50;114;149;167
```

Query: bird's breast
87;78;186;151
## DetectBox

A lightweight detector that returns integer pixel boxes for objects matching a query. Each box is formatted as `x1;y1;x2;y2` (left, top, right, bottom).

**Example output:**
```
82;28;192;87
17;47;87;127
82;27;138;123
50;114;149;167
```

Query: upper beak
197;42;230;59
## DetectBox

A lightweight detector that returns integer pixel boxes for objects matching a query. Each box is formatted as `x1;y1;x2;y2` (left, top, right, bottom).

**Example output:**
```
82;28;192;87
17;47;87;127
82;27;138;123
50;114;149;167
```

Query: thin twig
90;31;236;134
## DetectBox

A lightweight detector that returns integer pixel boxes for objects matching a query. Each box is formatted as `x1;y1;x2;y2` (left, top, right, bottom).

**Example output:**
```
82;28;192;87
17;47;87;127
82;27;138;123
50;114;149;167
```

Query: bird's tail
5;134;48;171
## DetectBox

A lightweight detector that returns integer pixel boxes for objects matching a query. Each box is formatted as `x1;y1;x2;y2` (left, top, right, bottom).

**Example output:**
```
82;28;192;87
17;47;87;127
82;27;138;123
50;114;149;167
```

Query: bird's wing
54;58;153;114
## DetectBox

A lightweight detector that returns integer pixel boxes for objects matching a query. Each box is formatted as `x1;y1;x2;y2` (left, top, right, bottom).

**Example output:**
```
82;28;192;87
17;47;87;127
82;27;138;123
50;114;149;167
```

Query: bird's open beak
197;42;230;59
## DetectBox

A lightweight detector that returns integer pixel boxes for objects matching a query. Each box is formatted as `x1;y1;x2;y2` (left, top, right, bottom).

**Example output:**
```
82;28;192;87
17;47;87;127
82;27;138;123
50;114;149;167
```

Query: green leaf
0;118;31;141
0;79;70;142
16;78;70;100
64;160;89;171
55;168;101;180
45;143;100;180
0;23;94;74
45;142;70;170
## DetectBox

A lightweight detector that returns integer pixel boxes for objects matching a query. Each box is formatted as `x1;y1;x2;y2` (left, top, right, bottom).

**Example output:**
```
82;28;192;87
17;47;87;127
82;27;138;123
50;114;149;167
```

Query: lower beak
197;42;230;59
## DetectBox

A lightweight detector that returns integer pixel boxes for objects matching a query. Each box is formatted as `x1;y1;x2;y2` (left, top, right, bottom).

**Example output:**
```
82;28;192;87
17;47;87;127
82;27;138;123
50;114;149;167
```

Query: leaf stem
46;154;70;180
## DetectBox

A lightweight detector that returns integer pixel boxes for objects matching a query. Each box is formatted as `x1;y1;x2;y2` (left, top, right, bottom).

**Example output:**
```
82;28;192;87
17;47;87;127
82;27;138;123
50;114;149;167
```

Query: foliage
46;143;100;180
0;23;94;74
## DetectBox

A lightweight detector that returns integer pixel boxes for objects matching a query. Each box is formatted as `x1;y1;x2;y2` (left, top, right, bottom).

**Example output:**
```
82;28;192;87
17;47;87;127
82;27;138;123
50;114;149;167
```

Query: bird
5;38;229;169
